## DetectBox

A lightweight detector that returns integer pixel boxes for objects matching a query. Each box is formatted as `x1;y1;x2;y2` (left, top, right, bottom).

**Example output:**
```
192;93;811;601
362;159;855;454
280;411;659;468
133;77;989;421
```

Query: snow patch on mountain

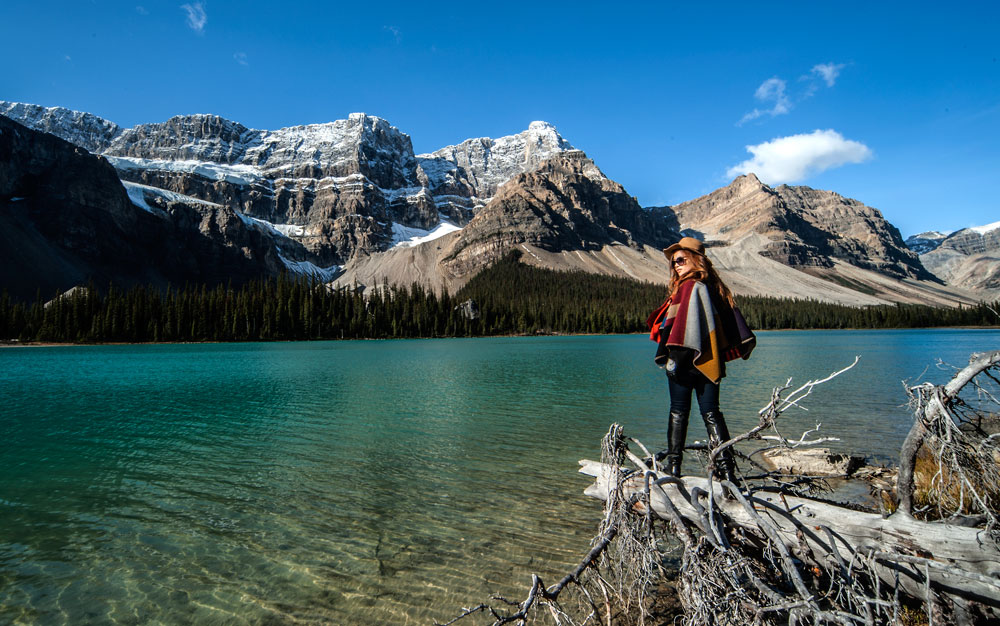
243;216;306;238
237;214;340;280
235;212;283;237
122;181;225;216
109;156;264;186
236;213;314;243
277;253;341;281
122;182;163;215
969;220;1000;235
391;216;462;248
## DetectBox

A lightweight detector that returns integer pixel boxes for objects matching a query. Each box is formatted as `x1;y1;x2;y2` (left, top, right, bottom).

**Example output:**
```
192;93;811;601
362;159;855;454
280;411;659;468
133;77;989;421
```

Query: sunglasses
672;256;688;267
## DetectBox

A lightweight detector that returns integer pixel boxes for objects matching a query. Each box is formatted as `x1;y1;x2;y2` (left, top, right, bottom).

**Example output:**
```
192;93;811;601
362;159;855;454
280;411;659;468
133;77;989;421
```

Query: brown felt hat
663;236;705;259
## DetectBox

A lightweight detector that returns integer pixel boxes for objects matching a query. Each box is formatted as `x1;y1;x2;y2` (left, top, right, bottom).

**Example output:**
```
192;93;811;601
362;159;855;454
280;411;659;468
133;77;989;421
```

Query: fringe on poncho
646;279;744;384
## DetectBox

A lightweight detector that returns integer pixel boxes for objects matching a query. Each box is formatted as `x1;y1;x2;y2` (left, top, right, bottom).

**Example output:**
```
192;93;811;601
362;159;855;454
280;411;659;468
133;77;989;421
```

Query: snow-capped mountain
0;114;323;300
417;121;575;216
904;231;951;255
0;102;576;266
3;100;993;305
919;221;1000;291
0;101;121;153
439;150;670;277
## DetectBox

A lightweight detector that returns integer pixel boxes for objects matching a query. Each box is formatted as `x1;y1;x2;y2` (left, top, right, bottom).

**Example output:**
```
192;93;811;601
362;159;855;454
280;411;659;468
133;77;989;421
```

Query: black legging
667;375;720;416
665;373;735;481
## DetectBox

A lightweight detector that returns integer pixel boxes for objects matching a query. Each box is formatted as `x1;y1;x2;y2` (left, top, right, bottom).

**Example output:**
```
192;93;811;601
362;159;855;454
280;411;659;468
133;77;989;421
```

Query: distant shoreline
3;326;998;348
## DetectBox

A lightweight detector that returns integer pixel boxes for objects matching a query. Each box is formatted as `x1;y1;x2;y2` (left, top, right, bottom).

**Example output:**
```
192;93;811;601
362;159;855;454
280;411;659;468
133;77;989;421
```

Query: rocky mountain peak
533;149;607;182
669;174;781;235
905;231;950;254
240;113;417;184
2;102;584;264
415;121;575;218
672;175;930;280
936;222;1000;255
525;120;573;150
920;222;1000;291
528;120;556;131
735;172;765;188
107;114;257;164
966;220;1000;237
439;150;675;277
0;101;121;154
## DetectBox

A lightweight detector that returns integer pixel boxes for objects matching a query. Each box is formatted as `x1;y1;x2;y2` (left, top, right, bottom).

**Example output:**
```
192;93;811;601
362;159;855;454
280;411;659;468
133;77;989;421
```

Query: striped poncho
646;279;743;384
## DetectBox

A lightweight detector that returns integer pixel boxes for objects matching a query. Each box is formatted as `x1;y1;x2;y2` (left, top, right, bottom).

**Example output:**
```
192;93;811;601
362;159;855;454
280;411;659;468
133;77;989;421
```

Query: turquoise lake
2;329;999;624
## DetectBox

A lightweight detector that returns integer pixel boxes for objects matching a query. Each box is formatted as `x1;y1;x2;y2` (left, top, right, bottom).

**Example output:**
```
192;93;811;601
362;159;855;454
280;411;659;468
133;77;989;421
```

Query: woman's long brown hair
668;250;735;308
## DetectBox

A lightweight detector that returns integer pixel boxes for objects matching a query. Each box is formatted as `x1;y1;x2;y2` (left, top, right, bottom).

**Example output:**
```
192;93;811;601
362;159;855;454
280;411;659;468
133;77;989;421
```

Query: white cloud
384;25;401;42
726;129;873;184
136;6;149;15
740;62;847;124
234;52;248;66
739;77;790;124
811;62;845;87
181;3;206;34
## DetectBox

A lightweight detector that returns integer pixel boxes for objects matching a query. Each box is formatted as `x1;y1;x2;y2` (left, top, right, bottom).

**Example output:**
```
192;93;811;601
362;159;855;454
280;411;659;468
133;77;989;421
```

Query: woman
646;237;747;482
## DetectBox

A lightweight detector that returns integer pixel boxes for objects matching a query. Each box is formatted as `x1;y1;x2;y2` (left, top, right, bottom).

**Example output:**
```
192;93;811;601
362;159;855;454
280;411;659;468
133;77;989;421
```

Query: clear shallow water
1;329;998;625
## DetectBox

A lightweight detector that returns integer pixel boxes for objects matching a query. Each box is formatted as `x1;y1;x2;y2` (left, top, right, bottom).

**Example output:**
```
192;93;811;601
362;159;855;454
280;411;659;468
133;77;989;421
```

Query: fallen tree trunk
578;351;1000;624
579;464;1000;620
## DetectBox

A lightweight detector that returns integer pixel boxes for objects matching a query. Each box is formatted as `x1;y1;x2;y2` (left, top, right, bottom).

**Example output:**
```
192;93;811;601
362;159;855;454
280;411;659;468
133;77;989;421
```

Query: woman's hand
665;348;696;384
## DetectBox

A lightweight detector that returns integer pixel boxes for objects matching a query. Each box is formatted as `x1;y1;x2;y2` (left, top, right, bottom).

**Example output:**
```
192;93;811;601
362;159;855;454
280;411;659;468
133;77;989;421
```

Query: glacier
391;216;463;248
276;253;341;282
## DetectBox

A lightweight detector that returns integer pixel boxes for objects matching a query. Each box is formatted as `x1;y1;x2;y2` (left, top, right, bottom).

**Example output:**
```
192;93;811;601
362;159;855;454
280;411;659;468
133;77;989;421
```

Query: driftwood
579;469;1000;621
579;350;1000;624
444;350;1000;625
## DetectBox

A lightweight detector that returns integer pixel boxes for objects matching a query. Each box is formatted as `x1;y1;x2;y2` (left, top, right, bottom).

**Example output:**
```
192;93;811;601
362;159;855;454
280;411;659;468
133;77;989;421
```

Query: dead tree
443;350;1000;625
581;350;1000;624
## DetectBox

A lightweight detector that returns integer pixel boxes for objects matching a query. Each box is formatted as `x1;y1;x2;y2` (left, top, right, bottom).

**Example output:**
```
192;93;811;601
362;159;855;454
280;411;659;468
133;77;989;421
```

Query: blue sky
2;1;997;236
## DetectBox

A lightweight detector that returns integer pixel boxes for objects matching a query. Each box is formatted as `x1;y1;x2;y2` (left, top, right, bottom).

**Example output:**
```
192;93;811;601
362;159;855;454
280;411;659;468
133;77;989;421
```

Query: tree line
1;253;997;343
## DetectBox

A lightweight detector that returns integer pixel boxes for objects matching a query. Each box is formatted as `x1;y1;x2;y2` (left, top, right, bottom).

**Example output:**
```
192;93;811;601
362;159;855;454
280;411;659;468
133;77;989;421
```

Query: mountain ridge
2;100;993;306
916;222;1000;292
0;114;313;300
664;173;931;281
0;101;578;265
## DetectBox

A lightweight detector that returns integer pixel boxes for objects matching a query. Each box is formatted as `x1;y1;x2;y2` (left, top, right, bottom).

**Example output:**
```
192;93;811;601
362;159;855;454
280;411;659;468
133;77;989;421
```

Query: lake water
2;329;998;624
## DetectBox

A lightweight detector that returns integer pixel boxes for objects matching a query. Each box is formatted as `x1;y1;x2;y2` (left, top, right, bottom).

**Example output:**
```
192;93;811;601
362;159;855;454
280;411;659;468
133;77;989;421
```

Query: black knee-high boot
702;410;737;484
666;410;689;477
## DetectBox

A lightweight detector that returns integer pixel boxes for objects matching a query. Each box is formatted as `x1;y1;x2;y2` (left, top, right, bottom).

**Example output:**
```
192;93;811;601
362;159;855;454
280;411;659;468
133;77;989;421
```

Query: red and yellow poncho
646;279;743;384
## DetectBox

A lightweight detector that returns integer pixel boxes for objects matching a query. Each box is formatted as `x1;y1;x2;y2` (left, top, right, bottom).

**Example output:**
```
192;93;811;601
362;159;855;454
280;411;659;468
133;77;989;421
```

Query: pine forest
1;253;997;344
